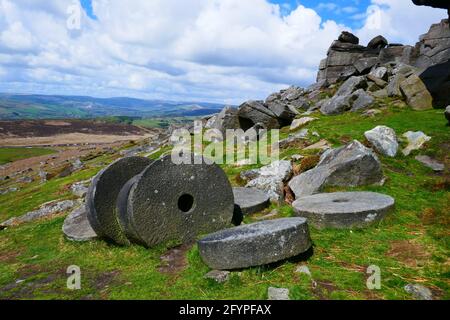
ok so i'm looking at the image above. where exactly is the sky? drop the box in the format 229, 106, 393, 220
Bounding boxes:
0, 1, 447, 104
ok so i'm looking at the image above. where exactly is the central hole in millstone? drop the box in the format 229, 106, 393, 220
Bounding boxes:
178, 194, 194, 213
333, 198, 350, 203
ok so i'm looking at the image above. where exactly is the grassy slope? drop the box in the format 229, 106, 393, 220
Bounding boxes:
0, 105, 448, 300
0, 148, 56, 165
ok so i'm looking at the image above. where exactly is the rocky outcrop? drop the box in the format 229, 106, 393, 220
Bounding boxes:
211, 106, 240, 133
237, 100, 280, 130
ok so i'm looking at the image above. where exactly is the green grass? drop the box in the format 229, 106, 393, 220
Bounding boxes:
0, 147, 56, 165
0, 105, 448, 300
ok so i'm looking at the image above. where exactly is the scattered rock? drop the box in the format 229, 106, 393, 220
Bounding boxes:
363, 109, 382, 117
351, 89, 375, 111
304, 140, 332, 151
415, 155, 445, 172
290, 117, 317, 131
369, 67, 389, 81
245, 161, 293, 202
233, 187, 270, 215
289, 140, 384, 198
71, 181, 89, 198
17, 176, 33, 184
402, 131, 431, 156
1, 200, 77, 228
0, 187, 19, 196
292, 192, 395, 229
364, 126, 399, 157
291, 154, 305, 161
237, 101, 280, 131
446, 106, 450, 125
295, 265, 312, 277
39, 170, 49, 183
400, 74, 433, 111
198, 218, 311, 270
204, 270, 230, 284
404, 283, 433, 300
279, 129, 309, 148
62, 206, 98, 242
367, 35, 388, 50
268, 287, 290, 300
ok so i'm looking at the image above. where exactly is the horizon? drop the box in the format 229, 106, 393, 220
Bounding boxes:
0, 1, 447, 105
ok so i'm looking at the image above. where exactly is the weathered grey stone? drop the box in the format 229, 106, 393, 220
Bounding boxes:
290, 117, 317, 131
71, 181, 89, 198
379, 45, 415, 65
266, 101, 297, 122
204, 270, 230, 283
415, 155, 445, 172
122, 155, 234, 248
295, 265, 312, 277
372, 89, 389, 99
268, 287, 290, 300
233, 187, 270, 215
367, 35, 388, 50
279, 129, 309, 148
198, 218, 312, 270
414, 19, 450, 68
245, 160, 293, 202
237, 101, 280, 130
351, 89, 375, 111
400, 74, 433, 110
292, 192, 395, 229
418, 60, 450, 108
1, 200, 77, 228
404, 283, 433, 300
367, 74, 387, 88
63, 206, 98, 242
289, 140, 384, 198
402, 131, 431, 156
354, 57, 379, 73
86, 157, 153, 245
212, 106, 240, 133
320, 94, 353, 115
336, 76, 368, 96
369, 67, 389, 80
338, 31, 359, 44
364, 126, 399, 157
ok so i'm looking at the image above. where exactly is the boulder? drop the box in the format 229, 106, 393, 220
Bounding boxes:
415, 155, 445, 172
351, 89, 376, 111
212, 106, 240, 133
233, 187, 270, 215
198, 218, 312, 270
279, 129, 309, 148
400, 74, 433, 110
245, 160, 293, 202
266, 101, 297, 122
367, 35, 389, 50
418, 60, 450, 107
336, 76, 368, 96
63, 206, 98, 242
414, 19, 450, 68
289, 140, 384, 199
369, 67, 389, 80
402, 131, 431, 156
338, 31, 359, 44
379, 45, 415, 65
353, 57, 379, 73
237, 101, 280, 130
292, 192, 395, 229
364, 126, 399, 157
290, 117, 317, 131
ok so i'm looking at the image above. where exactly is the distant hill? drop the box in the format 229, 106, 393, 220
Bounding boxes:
0, 93, 227, 120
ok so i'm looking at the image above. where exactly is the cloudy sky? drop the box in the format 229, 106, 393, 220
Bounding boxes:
0, 0, 446, 104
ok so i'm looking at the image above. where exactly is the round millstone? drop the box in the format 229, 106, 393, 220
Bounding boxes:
233, 187, 270, 215
63, 206, 98, 242
86, 157, 153, 245
123, 155, 234, 248
198, 218, 312, 270
292, 192, 395, 229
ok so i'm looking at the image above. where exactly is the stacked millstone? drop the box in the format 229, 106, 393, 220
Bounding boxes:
66, 155, 236, 248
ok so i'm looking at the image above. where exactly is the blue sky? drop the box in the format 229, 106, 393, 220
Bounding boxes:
0, 0, 446, 103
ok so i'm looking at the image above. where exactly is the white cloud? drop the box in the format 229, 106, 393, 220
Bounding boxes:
0, 0, 447, 104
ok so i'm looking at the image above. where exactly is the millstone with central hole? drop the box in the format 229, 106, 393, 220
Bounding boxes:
292, 192, 395, 229
86, 157, 153, 245
198, 218, 311, 270
122, 155, 234, 247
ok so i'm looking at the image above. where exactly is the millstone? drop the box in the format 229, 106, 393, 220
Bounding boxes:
292, 192, 395, 229
233, 187, 270, 215
123, 155, 234, 248
63, 206, 97, 242
198, 218, 312, 270
86, 157, 153, 245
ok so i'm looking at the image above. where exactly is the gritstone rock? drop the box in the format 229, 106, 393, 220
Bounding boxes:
63, 206, 98, 242
292, 192, 395, 229
198, 218, 311, 270
233, 187, 270, 215
364, 126, 399, 157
